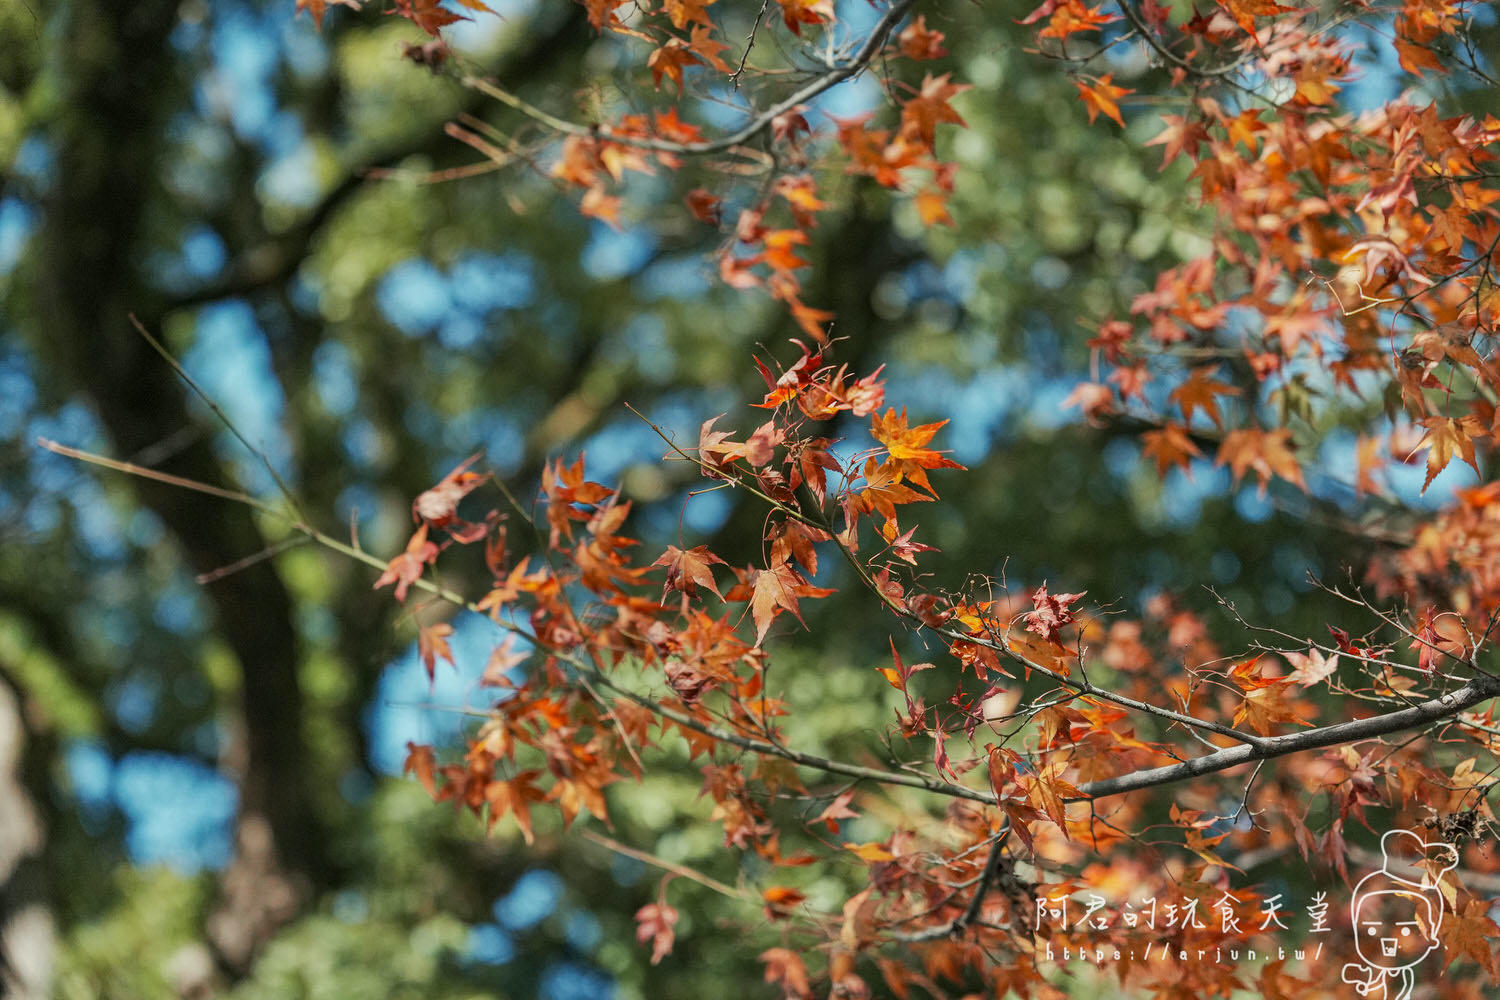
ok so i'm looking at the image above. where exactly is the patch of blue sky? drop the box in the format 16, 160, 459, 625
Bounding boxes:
0, 346, 37, 438
637, 254, 712, 302
1233, 484, 1276, 523
464, 924, 517, 966
365, 611, 518, 775
438, 314, 487, 352
185, 300, 294, 492
127, 507, 166, 549
451, 251, 536, 313
942, 249, 982, 304
153, 576, 206, 635
565, 910, 603, 953
1158, 463, 1232, 528
494, 868, 564, 931
446, 12, 508, 53
66, 741, 114, 813
180, 224, 228, 279
30, 402, 106, 490
67, 479, 128, 562
576, 418, 676, 485
276, 3, 331, 77
110, 674, 161, 735
112, 751, 237, 871
313, 340, 358, 416
485, 417, 527, 476
612, 313, 674, 382
210, 9, 280, 144
0, 197, 37, 276
169, 9, 207, 52
259, 141, 322, 208
1343, 20, 1409, 114
22, 497, 58, 537
540, 961, 614, 1000
342, 417, 383, 468
11, 136, 54, 187
683, 485, 734, 535
581, 223, 658, 281
610, 852, 646, 886
379, 258, 453, 335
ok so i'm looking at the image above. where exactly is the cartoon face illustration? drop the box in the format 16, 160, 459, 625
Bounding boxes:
1353, 889, 1441, 970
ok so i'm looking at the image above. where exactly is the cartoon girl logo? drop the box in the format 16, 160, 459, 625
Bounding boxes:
1341, 829, 1458, 1000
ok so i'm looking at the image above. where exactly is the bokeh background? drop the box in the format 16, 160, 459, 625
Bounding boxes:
2, 0, 1493, 997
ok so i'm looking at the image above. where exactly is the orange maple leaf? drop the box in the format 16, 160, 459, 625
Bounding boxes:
373, 524, 439, 602
1413, 414, 1485, 493
648, 40, 702, 91
1140, 423, 1202, 478
1169, 368, 1241, 429
900, 74, 970, 148
1075, 74, 1131, 127
654, 544, 727, 600
1216, 427, 1305, 494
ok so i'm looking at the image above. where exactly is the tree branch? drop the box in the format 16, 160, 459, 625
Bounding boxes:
462, 0, 916, 155
1070, 675, 1500, 801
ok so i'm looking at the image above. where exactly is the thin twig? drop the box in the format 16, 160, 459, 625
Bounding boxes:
128, 314, 310, 524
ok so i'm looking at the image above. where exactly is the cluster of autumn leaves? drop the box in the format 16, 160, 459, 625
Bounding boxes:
308, 0, 1500, 992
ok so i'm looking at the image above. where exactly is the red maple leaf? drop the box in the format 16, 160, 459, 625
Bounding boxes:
1024, 583, 1086, 641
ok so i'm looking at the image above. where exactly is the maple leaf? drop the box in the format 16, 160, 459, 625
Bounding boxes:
760, 947, 812, 998
1443, 898, 1499, 973
749, 562, 832, 645
1075, 74, 1131, 127
635, 900, 680, 965
898, 16, 947, 59
1170, 368, 1240, 428
580, 186, 623, 229
1413, 414, 1485, 493
773, 0, 831, 34
480, 635, 528, 687
412, 452, 487, 540
404, 742, 438, 798
1024, 583, 1086, 642
1409, 607, 1470, 673
393, 0, 466, 35
1140, 422, 1202, 477
484, 770, 545, 844
296, 0, 361, 28
912, 188, 954, 227
1232, 680, 1306, 735
1285, 647, 1338, 687
654, 544, 727, 600
662, 0, 714, 28
1061, 381, 1113, 424
1144, 114, 1209, 170
687, 24, 734, 73
1025, 760, 1079, 835
373, 524, 439, 602
770, 519, 829, 575
694, 415, 746, 476
813, 789, 859, 831
1216, 427, 1305, 494
685, 188, 721, 225
870, 407, 964, 492
857, 457, 931, 527
881, 520, 937, 566
900, 74, 970, 148
845, 840, 895, 862
648, 40, 702, 91
418, 622, 455, 683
